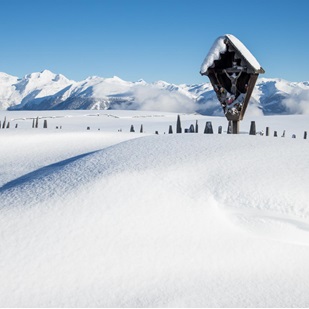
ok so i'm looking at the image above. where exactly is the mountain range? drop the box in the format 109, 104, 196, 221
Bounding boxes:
1, 69, 308, 115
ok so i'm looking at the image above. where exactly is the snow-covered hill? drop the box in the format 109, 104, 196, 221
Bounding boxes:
0, 110, 308, 307
1, 70, 309, 115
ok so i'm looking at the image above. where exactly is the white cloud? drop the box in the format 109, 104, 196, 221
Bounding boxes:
282, 88, 309, 114
132, 85, 198, 113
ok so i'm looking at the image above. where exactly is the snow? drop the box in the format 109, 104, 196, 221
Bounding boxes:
200, 34, 263, 74
0, 73, 19, 110
1, 70, 309, 116
200, 36, 227, 74
226, 34, 263, 71
0, 110, 309, 307
1, 69, 74, 109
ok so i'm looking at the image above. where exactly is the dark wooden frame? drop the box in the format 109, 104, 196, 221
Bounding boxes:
201, 36, 264, 131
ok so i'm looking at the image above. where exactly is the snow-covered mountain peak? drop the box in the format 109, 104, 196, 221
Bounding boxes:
0, 71, 18, 79
0, 72, 18, 83
154, 80, 170, 87
109, 75, 125, 82
0, 70, 73, 109
103, 76, 133, 86
0, 70, 308, 115
135, 79, 147, 84
24, 69, 72, 84
24, 69, 53, 80
85, 75, 104, 81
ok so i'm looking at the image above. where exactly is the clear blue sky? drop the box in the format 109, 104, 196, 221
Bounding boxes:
0, 0, 308, 84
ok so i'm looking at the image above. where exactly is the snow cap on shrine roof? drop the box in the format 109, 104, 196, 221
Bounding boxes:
200, 34, 264, 75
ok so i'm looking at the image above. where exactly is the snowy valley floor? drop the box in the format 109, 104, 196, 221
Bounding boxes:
0, 110, 309, 307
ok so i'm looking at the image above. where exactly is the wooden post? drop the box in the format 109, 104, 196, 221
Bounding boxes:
6, 122, 10, 129
189, 124, 195, 133
304, 131, 307, 139
266, 127, 269, 136
232, 120, 239, 134
35, 117, 39, 128
274, 131, 277, 137
43, 120, 48, 129
218, 126, 222, 134
130, 125, 135, 132
195, 120, 198, 133
140, 124, 143, 133
227, 121, 232, 134
249, 121, 256, 135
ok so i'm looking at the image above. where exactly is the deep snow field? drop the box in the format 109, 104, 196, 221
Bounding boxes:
0, 110, 309, 307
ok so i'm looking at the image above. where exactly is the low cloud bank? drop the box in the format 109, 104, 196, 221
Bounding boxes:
133, 85, 198, 113
282, 88, 309, 114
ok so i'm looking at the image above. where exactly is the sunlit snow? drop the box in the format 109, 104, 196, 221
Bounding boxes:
0, 110, 308, 307
200, 34, 263, 74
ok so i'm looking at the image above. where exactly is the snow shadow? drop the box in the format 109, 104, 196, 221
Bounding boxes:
225, 208, 309, 246
0, 150, 99, 193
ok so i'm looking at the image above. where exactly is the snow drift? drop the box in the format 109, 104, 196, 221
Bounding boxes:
1, 113, 309, 307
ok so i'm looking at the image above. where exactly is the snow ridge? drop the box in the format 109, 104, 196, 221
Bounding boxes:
1, 131, 309, 307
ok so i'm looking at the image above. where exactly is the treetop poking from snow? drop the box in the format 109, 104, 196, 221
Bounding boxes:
200, 34, 264, 74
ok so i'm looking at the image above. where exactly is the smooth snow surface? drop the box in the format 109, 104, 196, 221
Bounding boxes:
0, 110, 309, 307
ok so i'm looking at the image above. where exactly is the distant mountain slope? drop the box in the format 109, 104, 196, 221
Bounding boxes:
1, 70, 308, 115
